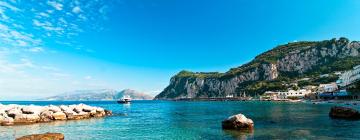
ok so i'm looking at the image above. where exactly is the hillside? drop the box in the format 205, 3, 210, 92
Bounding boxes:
41, 89, 153, 101
155, 37, 360, 99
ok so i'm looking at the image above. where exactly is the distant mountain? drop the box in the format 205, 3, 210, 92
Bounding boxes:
41, 89, 153, 101
156, 37, 360, 99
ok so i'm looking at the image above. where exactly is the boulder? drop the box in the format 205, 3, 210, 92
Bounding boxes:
96, 107, 104, 112
92, 111, 106, 117
48, 105, 62, 113
73, 107, 83, 113
105, 110, 113, 116
0, 109, 7, 117
59, 105, 70, 111
16, 133, 64, 140
69, 112, 90, 120
7, 108, 23, 118
3, 104, 22, 111
222, 114, 254, 131
21, 105, 44, 115
81, 104, 93, 112
63, 109, 77, 119
1, 117, 14, 126
39, 111, 54, 122
329, 106, 360, 120
53, 112, 67, 120
14, 114, 40, 124
0, 115, 5, 122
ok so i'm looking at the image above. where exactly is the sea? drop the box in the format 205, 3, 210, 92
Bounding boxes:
1, 100, 360, 140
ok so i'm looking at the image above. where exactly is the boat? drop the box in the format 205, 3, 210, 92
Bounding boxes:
117, 95, 132, 104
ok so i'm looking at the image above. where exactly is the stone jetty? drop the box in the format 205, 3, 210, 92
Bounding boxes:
0, 104, 112, 126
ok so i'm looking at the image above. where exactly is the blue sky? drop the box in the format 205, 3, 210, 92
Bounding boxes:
0, 0, 360, 100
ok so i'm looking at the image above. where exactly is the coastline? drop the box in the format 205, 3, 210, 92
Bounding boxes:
162, 97, 360, 105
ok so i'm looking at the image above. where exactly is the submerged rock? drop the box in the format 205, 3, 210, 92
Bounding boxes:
222, 114, 254, 131
16, 133, 64, 140
329, 106, 360, 120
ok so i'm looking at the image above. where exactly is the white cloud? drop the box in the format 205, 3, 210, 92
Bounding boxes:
47, 1, 63, 11
51, 72, 70, 78
84, 75, 92, 80
0, 0, 119, 100
41, 66, 58, 71
0, 23, 42, 48
39, 12, 50, 17
0, 1, 20, 11
72, 6, 81, 14
28, 47, 44, 53
17, 40, 27, 46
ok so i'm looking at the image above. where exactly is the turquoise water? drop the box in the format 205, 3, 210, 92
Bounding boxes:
1, 101, 360, 140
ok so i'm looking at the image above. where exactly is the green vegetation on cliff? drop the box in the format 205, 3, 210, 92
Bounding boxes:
156, 37, 360, 99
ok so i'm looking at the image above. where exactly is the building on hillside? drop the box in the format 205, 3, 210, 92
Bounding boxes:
286, 89, 312, 99
261, 91, 287, 100
226, 94, 234, 98
318, 83, 338, 93
318, 82, 339, 100
318, 90, 359, 100
337, 65, 360, 87
262, 89, 312, 100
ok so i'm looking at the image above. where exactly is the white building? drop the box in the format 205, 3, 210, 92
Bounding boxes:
337, 65, 360, 87
318, 83, 338, 93
262, 89, 312, 100
285, 89, 312, 99
262, 91, 287, 100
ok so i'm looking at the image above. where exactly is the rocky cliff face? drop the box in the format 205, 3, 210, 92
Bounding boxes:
155, 38, 360, 99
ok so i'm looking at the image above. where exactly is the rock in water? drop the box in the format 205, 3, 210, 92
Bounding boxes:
48, 105, 62, 113
39, 111, 54, 122
7, 108, 22, 118
105, 110, 113, 116
53, 112, 67, 120
14, 114, 40, 124
16, 133, 64, 140
1, 117, 14, 126
222, 114, 254, 131
329, 106, 360, 120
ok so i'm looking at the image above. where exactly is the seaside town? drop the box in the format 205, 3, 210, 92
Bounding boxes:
259, 65, 360, 102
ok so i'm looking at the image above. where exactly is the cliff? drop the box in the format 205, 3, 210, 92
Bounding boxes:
155, 38, 360, 99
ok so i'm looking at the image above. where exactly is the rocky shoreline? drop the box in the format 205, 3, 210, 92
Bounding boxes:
0, 104, 112, 126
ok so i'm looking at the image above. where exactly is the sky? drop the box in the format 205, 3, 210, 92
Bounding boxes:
0, 0, 360, 100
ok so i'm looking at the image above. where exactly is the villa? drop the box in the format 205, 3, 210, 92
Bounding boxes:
262, 89, 312, 100
286, 89, 312, 99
